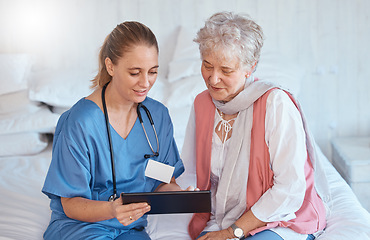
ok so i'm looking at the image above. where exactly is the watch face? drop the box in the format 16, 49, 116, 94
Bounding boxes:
234, 228, 244, 238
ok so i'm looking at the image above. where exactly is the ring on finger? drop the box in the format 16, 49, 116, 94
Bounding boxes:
129, 216, 133, 220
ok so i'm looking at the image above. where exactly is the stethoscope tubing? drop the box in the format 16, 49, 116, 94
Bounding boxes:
101, 83, 117, 201
101, 82, 159, 201
137, 103, 160, 158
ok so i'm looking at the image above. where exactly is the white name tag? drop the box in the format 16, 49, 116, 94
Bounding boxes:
145, 159, 174, 184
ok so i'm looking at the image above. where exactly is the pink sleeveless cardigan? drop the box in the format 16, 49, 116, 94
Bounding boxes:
188, 89, 326, 239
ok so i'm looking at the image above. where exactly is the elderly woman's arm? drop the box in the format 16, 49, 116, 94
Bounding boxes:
198, 210, 266, 239
250, 90, 307, 225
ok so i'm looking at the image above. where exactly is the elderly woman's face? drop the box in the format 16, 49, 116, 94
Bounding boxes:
201, 52, 249, 102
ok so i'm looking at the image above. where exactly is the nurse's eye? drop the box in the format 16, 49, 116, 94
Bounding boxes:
149, 71, 158, 75
130, 72, 140, 76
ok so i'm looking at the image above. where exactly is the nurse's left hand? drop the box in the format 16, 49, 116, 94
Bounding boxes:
111, 196, 151, 226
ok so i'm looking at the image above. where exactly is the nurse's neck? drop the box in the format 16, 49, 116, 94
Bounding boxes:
105, 85, 137, 117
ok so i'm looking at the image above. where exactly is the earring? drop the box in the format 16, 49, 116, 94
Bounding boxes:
245, 73, 250, 78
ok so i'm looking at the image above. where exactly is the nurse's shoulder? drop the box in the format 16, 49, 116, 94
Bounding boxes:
55, 98, 102, 134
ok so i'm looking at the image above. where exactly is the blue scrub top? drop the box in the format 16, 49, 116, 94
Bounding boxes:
42, 97, 184, 231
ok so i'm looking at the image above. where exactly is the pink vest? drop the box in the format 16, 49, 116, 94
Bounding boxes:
188, 89, 326, 239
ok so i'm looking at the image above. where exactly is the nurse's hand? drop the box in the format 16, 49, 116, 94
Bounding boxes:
111, 196, 151, 226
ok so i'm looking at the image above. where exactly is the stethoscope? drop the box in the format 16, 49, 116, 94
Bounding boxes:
101, 82, 159, 202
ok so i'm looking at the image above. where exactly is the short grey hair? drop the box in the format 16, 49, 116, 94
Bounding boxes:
194, 11, 264, 70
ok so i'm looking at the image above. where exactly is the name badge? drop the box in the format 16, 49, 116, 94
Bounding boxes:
145, 159, 174, 184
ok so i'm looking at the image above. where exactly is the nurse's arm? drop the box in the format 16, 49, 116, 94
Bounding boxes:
61, 196, 150, 226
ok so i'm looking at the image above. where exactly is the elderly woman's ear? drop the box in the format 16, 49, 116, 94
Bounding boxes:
245, 61, 258, 79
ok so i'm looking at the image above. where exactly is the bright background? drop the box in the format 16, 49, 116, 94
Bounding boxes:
1, 0, 369, 158
1, 1, 370, 238
0, 0, 369, 179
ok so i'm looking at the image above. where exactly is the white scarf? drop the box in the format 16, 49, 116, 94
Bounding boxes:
211, 76, 331, 229
211, 76, 277, 228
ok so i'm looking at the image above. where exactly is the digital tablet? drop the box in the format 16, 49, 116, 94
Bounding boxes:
121, 190, 211, 214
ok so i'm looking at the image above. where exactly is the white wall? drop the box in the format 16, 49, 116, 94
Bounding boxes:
1, 0, 369, 161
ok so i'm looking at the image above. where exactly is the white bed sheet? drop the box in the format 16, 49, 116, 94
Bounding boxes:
146, 148, 370, 240
1, 145, 370, 240
0, 145, 52, 240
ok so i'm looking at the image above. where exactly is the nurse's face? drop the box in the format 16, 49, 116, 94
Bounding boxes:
106, 45, 159, 104
201, 52, 249, 102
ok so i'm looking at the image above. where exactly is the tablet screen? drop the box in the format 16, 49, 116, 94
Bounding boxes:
121, 190, 211, 214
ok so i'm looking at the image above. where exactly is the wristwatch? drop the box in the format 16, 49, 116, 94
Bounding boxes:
230, 223, 245, 239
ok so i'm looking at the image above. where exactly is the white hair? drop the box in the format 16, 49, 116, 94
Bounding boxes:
194, 11, 264, 70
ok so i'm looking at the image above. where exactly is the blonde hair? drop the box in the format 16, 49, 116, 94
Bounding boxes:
91, 21, 158, 88
194, 11, 264, 70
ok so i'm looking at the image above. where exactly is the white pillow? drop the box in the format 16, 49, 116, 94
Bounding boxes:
254, 50, 305, 96
168, 106, 193, 153
29, 69, 95, 108
51, 106, 69, 115
0, 90, 39, 114
0, 54, 32, 95
165, 75, 206, 109
147, 77, 167, 103
46, 76, 167, 112
0, 105, 60, 135
165, 75, 206, 151
167, 27, 201, 82
0, 132, 48, 157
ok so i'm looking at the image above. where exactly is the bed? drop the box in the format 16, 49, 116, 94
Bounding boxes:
1, 26, 370, 240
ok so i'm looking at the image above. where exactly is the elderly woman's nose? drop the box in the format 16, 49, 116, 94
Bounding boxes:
209, 71, 220, 84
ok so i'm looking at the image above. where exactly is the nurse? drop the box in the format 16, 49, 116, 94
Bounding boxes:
42, 21, 186, 240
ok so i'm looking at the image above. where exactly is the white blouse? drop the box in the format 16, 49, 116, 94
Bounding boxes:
181, 90, 319, 240
204, 110, 237, 232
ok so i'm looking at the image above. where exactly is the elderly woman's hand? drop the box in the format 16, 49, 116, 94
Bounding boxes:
184, 186, 200, 191
198, 229, 235, 240
155, 177, 200, 192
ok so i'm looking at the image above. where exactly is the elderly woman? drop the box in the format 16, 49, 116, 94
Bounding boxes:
181, 12, 330, 240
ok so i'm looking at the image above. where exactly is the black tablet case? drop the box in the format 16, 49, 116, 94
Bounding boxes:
121, 190, 211, 214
